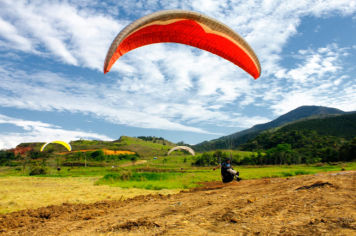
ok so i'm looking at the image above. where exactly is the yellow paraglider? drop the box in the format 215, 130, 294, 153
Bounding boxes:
40, 141, 71, 152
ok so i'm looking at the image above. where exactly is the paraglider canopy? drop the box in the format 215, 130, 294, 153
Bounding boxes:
104, 9, 261, 79
168, 146, 195, 156
40, 141, 71, 152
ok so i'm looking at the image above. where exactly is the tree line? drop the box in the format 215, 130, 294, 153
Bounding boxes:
137, 136, 165, 142
239, 130, 356, 165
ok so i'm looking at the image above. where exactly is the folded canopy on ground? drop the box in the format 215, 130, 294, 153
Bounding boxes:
104, 9, 261, 79
168, 146, 195, 156
40, 141, 72, 152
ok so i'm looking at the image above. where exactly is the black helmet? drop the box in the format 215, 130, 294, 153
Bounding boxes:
225, 158, 231, 162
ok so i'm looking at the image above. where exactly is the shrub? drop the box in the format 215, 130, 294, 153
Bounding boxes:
280, 171, 295, 177
29, 168, 47, 176
102, 172, 133, 182
294, 170, 316, 175
314, 163, 325, 167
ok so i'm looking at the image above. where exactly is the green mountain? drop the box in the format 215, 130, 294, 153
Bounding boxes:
238, 112, 356, 164
193, 105, 352, 152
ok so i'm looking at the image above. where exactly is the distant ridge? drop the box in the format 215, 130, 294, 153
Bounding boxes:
193, 105, 351, 152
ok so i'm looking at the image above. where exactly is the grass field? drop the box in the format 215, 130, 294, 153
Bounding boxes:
95, 162, 356, 189
1, 161, 356, 214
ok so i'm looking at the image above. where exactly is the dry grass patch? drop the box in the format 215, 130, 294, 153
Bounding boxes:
0, 176, 179, 214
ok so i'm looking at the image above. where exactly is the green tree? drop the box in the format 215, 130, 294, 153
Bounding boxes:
257, 151, 263, 165
275, 144, 292, 165
91, 149, 105, 164
130, 156, 138, 165
7, 152, 15, 167
202, 152, 212, 167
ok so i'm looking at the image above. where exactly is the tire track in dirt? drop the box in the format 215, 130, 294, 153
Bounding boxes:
1, 171, 356, 235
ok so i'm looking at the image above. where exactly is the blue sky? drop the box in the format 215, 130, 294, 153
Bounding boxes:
0, 0, 355, 149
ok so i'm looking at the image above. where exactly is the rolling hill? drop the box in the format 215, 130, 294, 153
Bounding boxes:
12, 136, 177, 157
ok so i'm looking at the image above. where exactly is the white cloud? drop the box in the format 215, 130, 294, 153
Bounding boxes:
0, 114, 113, 149
334, 75, 349, 86
0, 61, 270, 133
0, 0, 125, 68
266, 44, 356, 115
0, 17, 34, 52
284, 44, 343, 84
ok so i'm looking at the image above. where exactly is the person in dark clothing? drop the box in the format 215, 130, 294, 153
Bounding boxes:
213, 158, 241, 182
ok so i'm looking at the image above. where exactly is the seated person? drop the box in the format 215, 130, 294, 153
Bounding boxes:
213, 158, 241, 182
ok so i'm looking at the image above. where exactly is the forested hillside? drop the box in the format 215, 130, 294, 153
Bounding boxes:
193, 105, 348, 152
277, 113, 356, 140
192, 131, 261, 152
239, 130, 356, 165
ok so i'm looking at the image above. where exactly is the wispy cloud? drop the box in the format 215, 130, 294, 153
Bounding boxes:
0, 64, 267, 133
0, 0, 126, 68
0, 114, 113, 149
267, 44, 356, 115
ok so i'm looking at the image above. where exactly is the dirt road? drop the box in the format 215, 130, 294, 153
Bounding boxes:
119, 160, 147, 167
1, 171, 356, 235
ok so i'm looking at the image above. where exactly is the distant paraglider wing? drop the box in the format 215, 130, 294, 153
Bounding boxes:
104, 10, 261, 79
168, 146, 195, 156
40, 141, 72, 152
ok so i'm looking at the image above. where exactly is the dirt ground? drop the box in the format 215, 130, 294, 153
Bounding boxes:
119, 160, 147, 167
1, 171, 356, 236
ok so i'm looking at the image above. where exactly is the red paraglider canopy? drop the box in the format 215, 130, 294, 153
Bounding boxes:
104, 10, 261, 79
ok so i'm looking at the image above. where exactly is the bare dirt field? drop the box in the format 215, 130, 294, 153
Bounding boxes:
1, 171, 356, 236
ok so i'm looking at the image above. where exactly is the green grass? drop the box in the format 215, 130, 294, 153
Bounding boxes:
95, 172, 200, 190
0, 166, 118, 177
2, 162, 356, 190
95, 162, 356, 190
110, 136, 176, 157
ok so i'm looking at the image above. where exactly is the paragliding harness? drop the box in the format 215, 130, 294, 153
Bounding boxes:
221, 163, 235, 183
